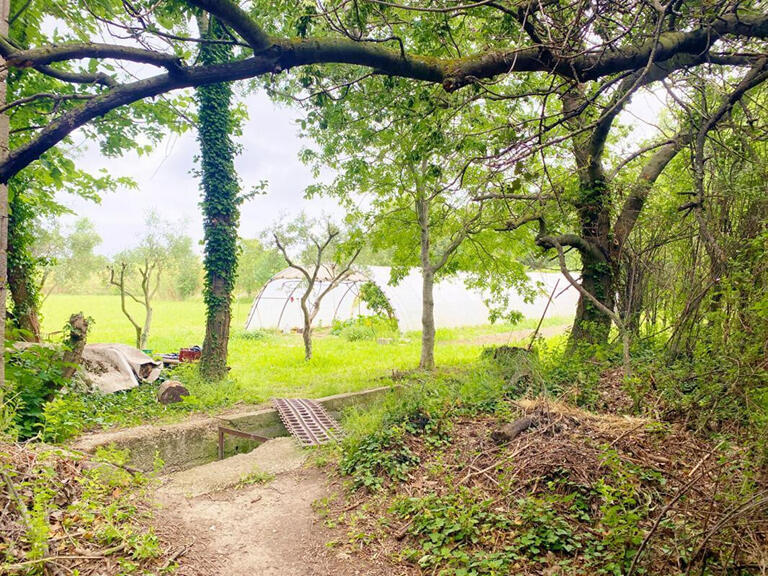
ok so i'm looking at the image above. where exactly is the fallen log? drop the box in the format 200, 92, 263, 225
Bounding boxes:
491, 414, 537, 445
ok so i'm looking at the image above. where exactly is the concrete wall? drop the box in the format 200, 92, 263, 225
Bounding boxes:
71, 386, 398, 472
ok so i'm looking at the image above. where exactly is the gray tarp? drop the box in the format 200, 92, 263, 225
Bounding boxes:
80, 344, 162, 393
15, 342, 163, 394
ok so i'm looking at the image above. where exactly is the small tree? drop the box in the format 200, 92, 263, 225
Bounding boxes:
107, 214, 182, 349
108, 260, 159, 350
272, 215, 362, 361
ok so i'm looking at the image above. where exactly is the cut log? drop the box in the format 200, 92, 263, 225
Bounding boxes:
157, 380, 190, 404
491, 415, 537, 445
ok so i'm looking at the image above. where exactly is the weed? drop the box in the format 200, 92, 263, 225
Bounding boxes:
340, 425, 419, 491
236, 470, 275, 488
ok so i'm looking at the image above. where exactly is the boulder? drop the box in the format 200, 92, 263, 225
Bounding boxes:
157, 380, 190, 405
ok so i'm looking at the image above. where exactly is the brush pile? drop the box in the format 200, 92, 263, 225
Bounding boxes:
0, 442, 182, 575
332, 399, 768, 575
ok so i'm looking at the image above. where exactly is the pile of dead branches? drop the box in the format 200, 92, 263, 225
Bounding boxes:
330, 399, 768, 575
0, 442, 183, 575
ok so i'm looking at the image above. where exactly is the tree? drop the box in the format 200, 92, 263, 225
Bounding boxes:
53, 218, 108, 294
0, 0, 765, 383
235, 238, 283, 296
7, 160, 129, 340
493, 60, 768, 352
297, 76, 528, 370
106, 213, 183, 349
166, 234, 202, 300
3, 0, 186, 353
196, 14, 243, 380
272, 214, 362, 361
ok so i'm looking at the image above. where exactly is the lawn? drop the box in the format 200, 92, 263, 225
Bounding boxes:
41, 294, 570, 416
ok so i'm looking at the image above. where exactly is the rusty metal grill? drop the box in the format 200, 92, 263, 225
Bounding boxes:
272, 398, 344, 446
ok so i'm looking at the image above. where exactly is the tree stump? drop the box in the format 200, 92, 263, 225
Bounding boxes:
157, 380, 190, 404
61, 313, 89, 380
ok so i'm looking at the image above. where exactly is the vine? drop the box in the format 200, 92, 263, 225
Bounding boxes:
196, 16, 241, 379
8, 182, 43, 341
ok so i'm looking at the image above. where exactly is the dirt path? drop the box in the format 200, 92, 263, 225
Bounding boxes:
153, 440, 402, 576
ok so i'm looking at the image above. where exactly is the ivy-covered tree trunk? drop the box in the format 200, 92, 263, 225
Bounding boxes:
8, 191, 42, 341
196, 17, 240, 380
570, 251, 615, 346
0, 0, 9, 386
562, 88, 617, 350
569, 177, 617, 348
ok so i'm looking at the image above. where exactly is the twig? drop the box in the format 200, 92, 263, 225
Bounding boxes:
2, 543, 127, 572
608, 421, 647, 447
161, 541, 194, 570
527, 279, 559, 351
627, 450, 724, 576
1, 470, 31, 531
394, 517, 415, 540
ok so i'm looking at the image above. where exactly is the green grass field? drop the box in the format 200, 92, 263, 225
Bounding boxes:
41, 294, 570, 411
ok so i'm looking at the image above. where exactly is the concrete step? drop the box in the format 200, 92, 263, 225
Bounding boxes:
159, 437, 307, 498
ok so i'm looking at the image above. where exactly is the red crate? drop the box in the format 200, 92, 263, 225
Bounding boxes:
179, 348, 202, 363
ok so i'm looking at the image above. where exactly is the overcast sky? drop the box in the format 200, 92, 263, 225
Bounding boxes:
57, 87, 665, 256
58, 90, 339, 255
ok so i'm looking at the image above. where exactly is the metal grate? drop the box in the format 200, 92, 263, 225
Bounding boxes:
272, 398, 344, 446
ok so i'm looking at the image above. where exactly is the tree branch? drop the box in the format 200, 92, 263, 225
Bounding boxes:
0, 8, 766, 182
0, 38, 185, 73
186, 0, 272, 51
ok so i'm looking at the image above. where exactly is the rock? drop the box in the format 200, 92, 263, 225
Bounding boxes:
157, 380, 190, 404
377, 338, 394, 345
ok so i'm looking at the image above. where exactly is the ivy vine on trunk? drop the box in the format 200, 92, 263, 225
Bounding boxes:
196, 15, 240, 380
8, 186, 42, 342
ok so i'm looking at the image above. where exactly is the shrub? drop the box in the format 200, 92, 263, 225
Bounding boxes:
331, 314, 398, 342
6, 345, 69, 440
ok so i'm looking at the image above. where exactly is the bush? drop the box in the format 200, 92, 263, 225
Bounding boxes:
331, 314, 398, 342
6, 345, 69, 440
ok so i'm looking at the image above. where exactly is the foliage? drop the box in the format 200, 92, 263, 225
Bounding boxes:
358, 281, 396, 321
340, 424, 420, 491
332, 362, 765, 576
237, 470, 275, 488
6, 345, 69, 440
0, 443, 168, 574
331, 315, 398, 342
235, 237, 284, 296
36, 217, 109, 296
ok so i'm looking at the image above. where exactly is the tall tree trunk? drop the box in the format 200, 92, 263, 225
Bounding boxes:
7, 192, 41, 342
197, 17, 239, 380
7, 261, 41, 341
568, 157, 615, 348
0, 0, 10, 386
416, 196, 436, 370
420, 265, 436, 370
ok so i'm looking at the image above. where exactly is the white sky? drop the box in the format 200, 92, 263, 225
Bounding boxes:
58, 90, 340, 255
56, 86, 666, 256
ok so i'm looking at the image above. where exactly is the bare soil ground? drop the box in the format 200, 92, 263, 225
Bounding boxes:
154, 440, 406, 576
